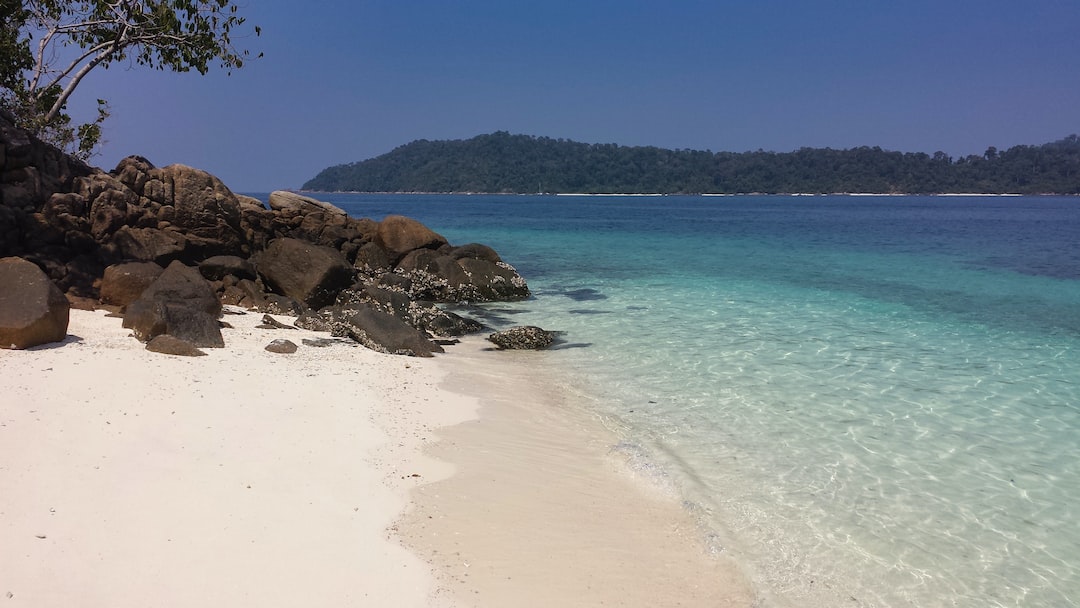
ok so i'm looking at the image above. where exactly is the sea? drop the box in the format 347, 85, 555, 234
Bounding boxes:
253, 193, 1080, 607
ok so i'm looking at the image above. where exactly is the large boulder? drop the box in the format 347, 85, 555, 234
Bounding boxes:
253, 237, 354, 309
198, 255, 256, 281
326, 304, 444, 357
99, 261, 164, 307
0, 257, 70, 349
375, 215, 448, 262
121, 261, 224, 347
137, 260, 221, 316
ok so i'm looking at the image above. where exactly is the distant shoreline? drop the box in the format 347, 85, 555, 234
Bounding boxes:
293, 189, 1070, 197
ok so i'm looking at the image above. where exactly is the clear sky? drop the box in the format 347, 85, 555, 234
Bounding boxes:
72, 0, 1080, 192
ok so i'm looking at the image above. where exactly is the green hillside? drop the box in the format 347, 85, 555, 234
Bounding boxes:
303, 131, 1080, 195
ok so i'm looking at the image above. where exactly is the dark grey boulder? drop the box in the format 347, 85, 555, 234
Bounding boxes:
123, 299, 224, 347
328, 303, 443, 357
294, 310, 331, 332
412, 304, 484, 337
199, 255, 256, 281
138, 260, 222, 317
354, 241, 393, 272
0, 256, 70, 349
253, 237, 354, 309
121, 262, 224, 346
488, 326, 555, 350
258, 294, 306, 316
454, 258, 530, 302
146, 334, 206, 357
99, 261, 164, 308
338, 284, 412, 319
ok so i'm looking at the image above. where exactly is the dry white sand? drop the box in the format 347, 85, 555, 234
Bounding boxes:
2, 309, 759, 607
0, 308, 470, 607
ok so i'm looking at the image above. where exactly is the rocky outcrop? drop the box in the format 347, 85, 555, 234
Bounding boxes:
488, 326, 556, 350
1, 109, 534, 356
0, 256, 70, 349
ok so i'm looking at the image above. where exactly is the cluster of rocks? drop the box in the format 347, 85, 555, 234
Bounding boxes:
1, 109, 552, 355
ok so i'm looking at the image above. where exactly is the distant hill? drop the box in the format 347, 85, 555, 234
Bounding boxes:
302, 131, 1080, 195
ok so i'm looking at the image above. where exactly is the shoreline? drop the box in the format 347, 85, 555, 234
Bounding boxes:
0, 309, 469, 607
406, 336, 760, 607
2, 310, 758, 607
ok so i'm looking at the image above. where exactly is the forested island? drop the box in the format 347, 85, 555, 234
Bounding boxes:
303, 132, 1080, 195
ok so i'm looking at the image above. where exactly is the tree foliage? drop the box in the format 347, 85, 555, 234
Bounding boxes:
303, 132, 1080, 195
0, 0, 259, 159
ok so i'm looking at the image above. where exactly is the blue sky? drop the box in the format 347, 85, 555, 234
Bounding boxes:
73, 0, 1080, 191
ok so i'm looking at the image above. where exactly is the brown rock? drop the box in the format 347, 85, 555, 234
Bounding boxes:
375, 215, 448, 262
146, 334, 207, 357
0, 257, 70, 349
265, 338, 298, 354
268, 191, 348, 216
100, 262, 164, 307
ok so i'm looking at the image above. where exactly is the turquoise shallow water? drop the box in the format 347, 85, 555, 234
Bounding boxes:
262, 193, 1080, 607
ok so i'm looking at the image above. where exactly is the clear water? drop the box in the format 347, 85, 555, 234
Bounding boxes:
259, 193, 1080, 607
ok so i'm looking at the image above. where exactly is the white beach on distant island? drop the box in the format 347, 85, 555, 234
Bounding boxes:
1, 309, 758, 607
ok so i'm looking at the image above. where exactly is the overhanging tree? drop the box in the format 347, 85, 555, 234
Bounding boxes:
0, 0, 260, 159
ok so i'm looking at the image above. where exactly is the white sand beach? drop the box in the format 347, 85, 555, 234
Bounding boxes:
1, 309, 757, 607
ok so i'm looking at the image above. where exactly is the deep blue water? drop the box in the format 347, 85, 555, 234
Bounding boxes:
253, 193, 1080, 607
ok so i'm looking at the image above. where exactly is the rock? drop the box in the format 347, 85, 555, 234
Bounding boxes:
450, 243, 502, 264
453, 258, 530, 301
488, 326, 555, 350
267, 191, 348, 216
258, 294, 305, 316
256, 314, 295, 330
265, 338, 298, 354
338, 284, 412, 319
375, 215, 448, 262
198, 255, 256, 281
252, 237, 354, 309
137, 261, 221, 317
328, 304, 444, 357
302, 337, 348, 348
410, 303, 484, 337
294, 311, 331, 332
99, 261, 164, 307
0, 257, 70, 349
396, 253, 529, 303
146, 334, 206, 357
122, 261, 224, 346
354, 241, 393, 272
109, 226, 189, 265
123, 299, 224, 347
